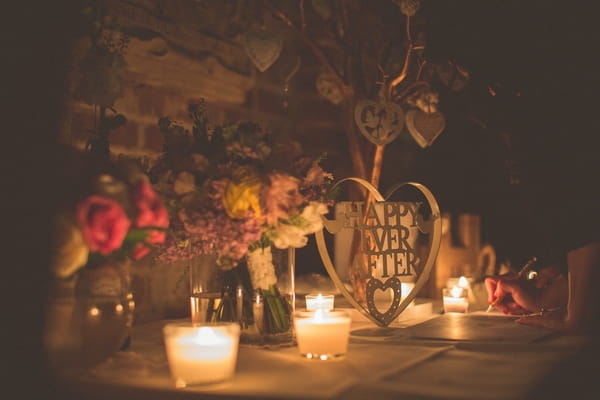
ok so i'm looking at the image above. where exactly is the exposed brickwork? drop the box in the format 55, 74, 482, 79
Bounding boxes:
59, 6, 347, 325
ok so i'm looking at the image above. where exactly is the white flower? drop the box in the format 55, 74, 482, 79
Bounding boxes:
272, 224, 308, 249
246, 247, 277, 290
299, 201, 328, 234
272, 201, 328, 249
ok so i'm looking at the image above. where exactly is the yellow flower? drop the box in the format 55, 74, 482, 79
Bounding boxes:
223, 167, 262, 219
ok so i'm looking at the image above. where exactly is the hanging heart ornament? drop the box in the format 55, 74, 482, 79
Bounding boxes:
316, 72, 344, 105
315, 178, 442, 327
242, 28, 283, 72
354, 100, 405, 145
406, 109, 446, 148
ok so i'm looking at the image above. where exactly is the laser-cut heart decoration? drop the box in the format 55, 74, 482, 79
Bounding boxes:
366, 277, 402, 326
406, 109, 446, 148
242, 28, 283, 72
354, 100, 405, 145
315, 178, 442, 327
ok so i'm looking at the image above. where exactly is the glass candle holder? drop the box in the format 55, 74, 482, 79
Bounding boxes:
305, 293, 335, 311
163, 322, 240, 387
443, 287, 469, 313
294, 309, 351, 360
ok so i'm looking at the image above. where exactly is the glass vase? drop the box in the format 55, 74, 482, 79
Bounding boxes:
242, 246, 296, 346
188, 247, 296, 346
44, 259, 134, 375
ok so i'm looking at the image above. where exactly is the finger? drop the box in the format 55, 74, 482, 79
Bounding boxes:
506, 302, 529, 315
496, 279, 537, 312
484, 277, 499, 302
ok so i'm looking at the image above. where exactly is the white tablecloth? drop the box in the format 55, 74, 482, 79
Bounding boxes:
61, 305, 592, 400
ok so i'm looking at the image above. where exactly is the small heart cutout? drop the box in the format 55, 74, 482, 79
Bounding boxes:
366, 277, 402, 326
243, 29, 283, 72
354, 100, 404, 145
406, 109, 446, 148
372, 287, 394, 314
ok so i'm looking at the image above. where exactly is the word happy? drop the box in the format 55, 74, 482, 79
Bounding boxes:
334, 201, 422, 279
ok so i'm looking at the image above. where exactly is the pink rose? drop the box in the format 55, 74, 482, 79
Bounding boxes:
76, 195, 131, 255
129, 180, 169, 258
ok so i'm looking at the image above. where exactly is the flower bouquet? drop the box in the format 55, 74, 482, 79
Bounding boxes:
47, 150, 169, 370
147, 101, 333, 343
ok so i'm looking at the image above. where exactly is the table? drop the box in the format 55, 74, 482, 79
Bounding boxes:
58, 301, 595, 400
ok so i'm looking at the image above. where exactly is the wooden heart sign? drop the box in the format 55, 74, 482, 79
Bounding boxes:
406, 109, 446, 148
242, 29, 283, 72
315, 178, 441, 327
354, 100, 405, 145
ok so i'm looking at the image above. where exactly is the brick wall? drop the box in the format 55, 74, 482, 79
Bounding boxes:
59, 3, 348, 324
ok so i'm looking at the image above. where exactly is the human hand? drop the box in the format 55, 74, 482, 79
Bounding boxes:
485, 272, 536, 314
485, 266, 567, 315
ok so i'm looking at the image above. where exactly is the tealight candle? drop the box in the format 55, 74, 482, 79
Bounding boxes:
446, 276, 471, 292
443, 286, 469, 313
163, 322, 240, 387
305, 293, 335, 311
294, 309, 351, 360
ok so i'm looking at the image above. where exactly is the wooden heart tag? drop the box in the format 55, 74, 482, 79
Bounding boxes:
406, 109, 446, 148
354, 100, 405, 145
242, 29, 283, 72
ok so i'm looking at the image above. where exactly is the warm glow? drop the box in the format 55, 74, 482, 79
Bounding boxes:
89, 306, 100, 317
294, 310, 351, 360
305, 293, 334, 311
194, 326, 229, 346
451, 286, 463, 298
115, 304, 124, 314
458, 276, 469, 288
163, 323, 240, 387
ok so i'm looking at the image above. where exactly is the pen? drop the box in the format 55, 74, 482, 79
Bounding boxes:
486, 256, 539, 312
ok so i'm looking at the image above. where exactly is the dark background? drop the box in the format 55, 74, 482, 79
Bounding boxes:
7, 1, 599, 398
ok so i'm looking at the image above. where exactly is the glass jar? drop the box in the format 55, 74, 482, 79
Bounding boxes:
44, 259, 134, 374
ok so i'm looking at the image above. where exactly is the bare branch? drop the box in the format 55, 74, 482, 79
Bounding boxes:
264, 0, 351, 96
387, 15, 414, 100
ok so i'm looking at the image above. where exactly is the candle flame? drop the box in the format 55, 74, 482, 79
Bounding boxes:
451, 286, 463, 298
458, 276, 469, 288
195, 326, 227, 345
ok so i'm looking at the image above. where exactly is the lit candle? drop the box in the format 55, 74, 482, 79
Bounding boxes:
294, 309, 351, 360
447, 276, 471, 291
163, 322, 240, 387
443, 286, 469, 313
305, 293, 335, 311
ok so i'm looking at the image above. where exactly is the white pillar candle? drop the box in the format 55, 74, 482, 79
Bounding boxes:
294, 310, 351, 360
305, 293, 335, 311
163, 322, 240, 387
443, 286, 469, 313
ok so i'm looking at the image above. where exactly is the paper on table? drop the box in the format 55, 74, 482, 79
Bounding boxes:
402, 312, 556, 342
